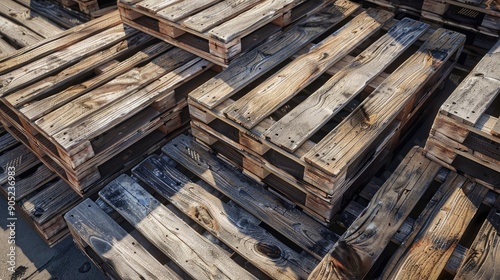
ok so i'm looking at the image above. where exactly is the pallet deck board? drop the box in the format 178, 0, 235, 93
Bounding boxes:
308, 147, 442, 279
99, 175, 257, 280
0, 14, 45, 47
133, 156, 318, 280
189, 0, 360, 109
223, 9, 394, 130
264, 18, 429, 152
65, 199, 182, 280
162, 134, 339, 259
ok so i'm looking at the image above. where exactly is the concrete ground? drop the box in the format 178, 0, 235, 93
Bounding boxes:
0, 195, 107, 280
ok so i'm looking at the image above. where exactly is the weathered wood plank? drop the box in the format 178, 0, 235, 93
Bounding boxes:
0, 14, 44, 47
209, 0, 307, 43
156, 0, 220, 22
383, 175, 488, 279
0, 144, 39, 184
189, 0, 360, 109
455, 198, 500, 279
13, 164, 56, 201
440, 39, 500, 126
14, 0, 87, 29
135, 0, 183, 13
162, 134, 339, 259
304, 28, 465, 177
223, 9, 394, 129
0, 36, 16, 58
308, 147, 442, 279
492, 117, 500, 137
0, 0, 63, 38
133, 155, 318, 280
0, 24, 137, 97
99, 175, 257, 280
182, 0, 260, 33
264, 18, 429, 152
64, 199, 181, 280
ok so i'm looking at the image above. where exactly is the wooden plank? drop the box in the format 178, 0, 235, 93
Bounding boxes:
209, 0, 307, 43
304, 28, 465, 177
100, 175, 257, 280
51, 58, 211, 155
8, 33, 155, 112
0, 24, 137, 97
13, 164, 56, 201
35, 46, 191, 136
440, 39, 500, 126
455, 198, 500, 279
156, 0, 220, 22
0, 0, 63, 38
133, 155, 319, 280
0, 11, 120, 69
20, 179, 78, 224
223, 9, 394, 129
64, 199, 181, 280
189, 0, 360, 109
382, 175, 488, 279
308, 148, 442, 279
0, 144, 39, 184
162, 134, 339, 259
0, 14, 44, 47
0, 132, 18, 152
14, 0, 87, 29
264, 18, 429, 152
492, 117, 500, 137
182, 0, 260, 33
135, 0, 183, 13
0, 36, 16, 58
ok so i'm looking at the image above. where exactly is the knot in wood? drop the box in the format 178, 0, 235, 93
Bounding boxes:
255, 242, 282, 260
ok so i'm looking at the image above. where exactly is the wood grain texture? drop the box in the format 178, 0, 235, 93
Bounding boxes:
133, 155, 318, 280
0, 24, 136, 97
156, 0, 219, 22
189, 0, 360, 109
304, 28, 465, 177
64, 199, 181, 280
308, 148, 441, 279
162, 134, 339, 259
440, 39, 500, 126
223, 9, 394, 129
9, 33, 155, 113
51, 58, 210, 152
14, 0, 87, 29
264, 18, 429, 152
455, 198, 500, 279
383, 175, 488, 280
182, 0, 260, 33
0, 36, 16, 58
35, 46, 190, 136
13, 164, 56, 201
0, 144, 39, 184
99, 175, 257, 280
135, 0, 182, 13
0, 14, 44, 47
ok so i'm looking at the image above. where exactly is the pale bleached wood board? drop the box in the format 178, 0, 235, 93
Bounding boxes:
208, 0, 307, 43
156, 0, 220, 22
0, 11, 120, 69
0, 14, 44, 47
0, 36, 16, 58
189, 0, 360, 109
382, 174, 488, 279
0, 0, 63, 38
133, 155, 318, 279
440, 39, 500, 127
304, 28, 465, 177
35, 46, 190, 136
223, 9, 394, 129
0, 24, 137, 97
182, 0, 261, 33
7, 33, 155, 112
264, 18, 429, 152
51, 58, 211, 154
308, 147, 441, 279
135, 0, 183, 13
455, 198, 500, 280
64, 199, 181, 280
99, 175, 257, 280
162, 134, 340, 259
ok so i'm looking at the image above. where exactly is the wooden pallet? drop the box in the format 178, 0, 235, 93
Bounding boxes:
310, 146, 499, 280
188, 7, 465, 220
362, 0, 425, 14
65, 133, 500, 279
0, 11, 217, 194
117, 0, 340, 66
422, 0, 500, 36
425, 39, 500, 192
56, 0, 117, 18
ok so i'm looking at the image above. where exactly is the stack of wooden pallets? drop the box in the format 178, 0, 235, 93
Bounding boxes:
421, 0, 500, 36
187, 5, 465, 222
425, 39, 500, 193
65, 133, 500, 279
117, 0, 339, 66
